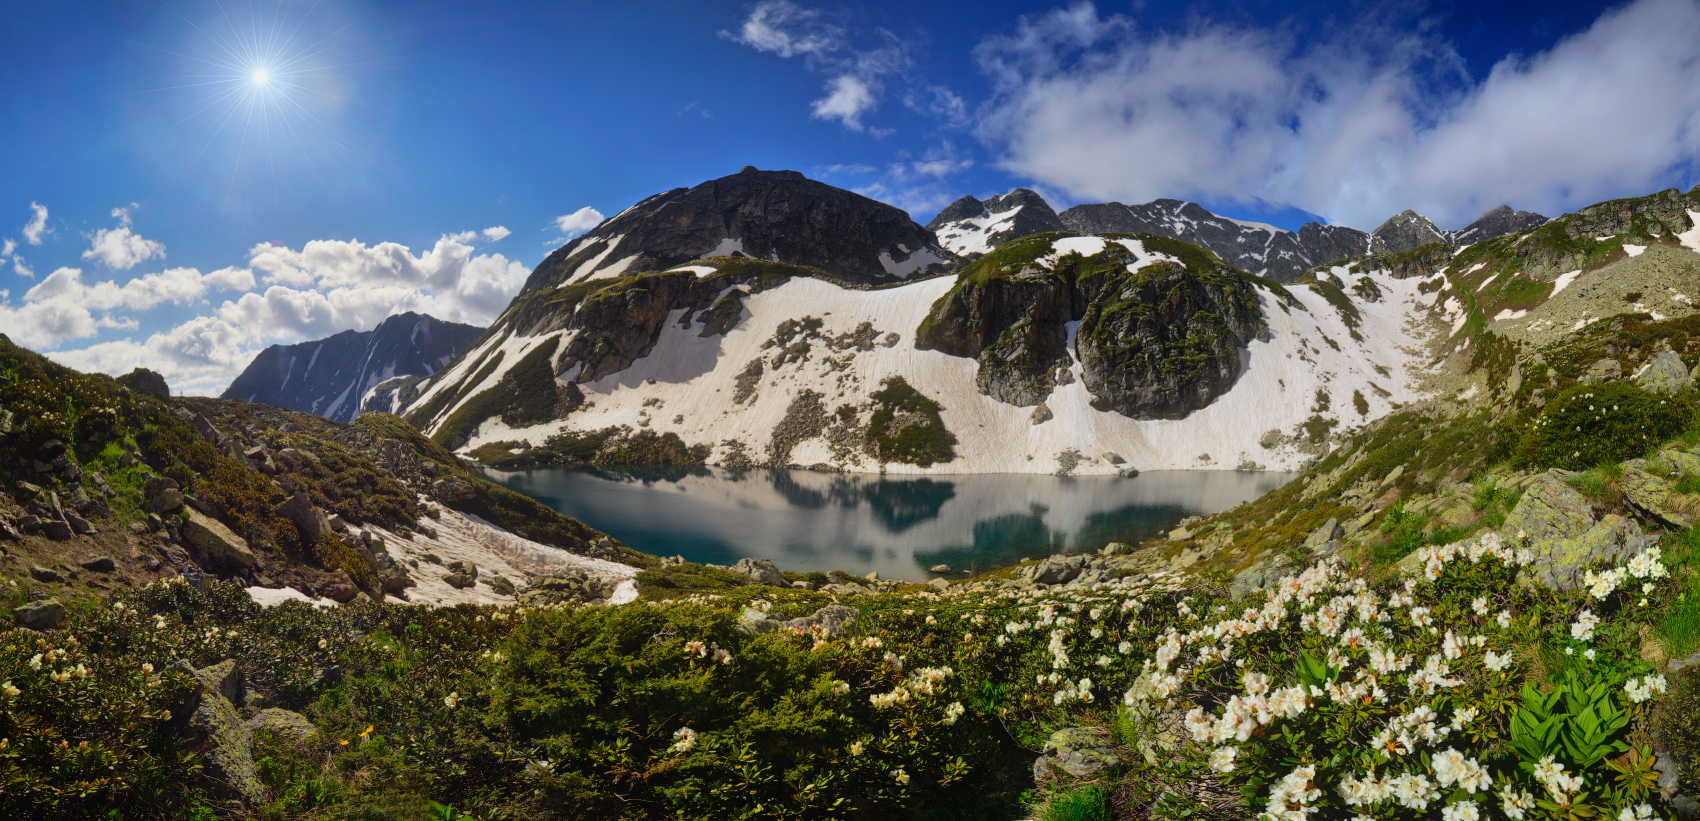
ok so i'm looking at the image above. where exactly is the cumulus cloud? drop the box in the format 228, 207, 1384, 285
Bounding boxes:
481, 225, 512, 241
22, 202, 48, 245
813, 75, 878, 130
725, 1, 958, 136
46, 317, 258, 397
13, 258, 32, 279
2, 238, 14, 257
824, 143, 976, 219
82, 205, 166, 270
976, 0, 1700, 229
551, 207, 605, 238
721, 0, 842, 58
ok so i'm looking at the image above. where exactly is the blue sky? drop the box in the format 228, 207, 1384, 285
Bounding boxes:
3, 0, 1698, 394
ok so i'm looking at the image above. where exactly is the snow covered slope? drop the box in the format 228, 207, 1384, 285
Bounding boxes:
223, 312, 482, 423
400, 234, 1440, 475
927, 189, 1066, 259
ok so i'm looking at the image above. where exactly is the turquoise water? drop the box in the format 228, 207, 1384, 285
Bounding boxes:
483, 466, 1295, 579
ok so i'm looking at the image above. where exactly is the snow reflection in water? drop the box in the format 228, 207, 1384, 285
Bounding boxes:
482, 467, 1295, 579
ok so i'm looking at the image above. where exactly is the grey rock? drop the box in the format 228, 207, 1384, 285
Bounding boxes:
1035, 727, 1122, 782
928, 577, 950, 591
29, 565, 63, 583
272, 493, 322, 543
80, 556, 116, 573
1580, 358, 1622, 384
246, 707, 317, 741
485, 575, 516, 596
66, 512, 95, 536
928, 564, 953, 573
14, 598, 67, 629
754, 603, 862, 637
1522, 514, 1652, 590
147, 487, 184, 515
1620, 465, 1691, 528
1021, 554, 1088, 586
733, 557, 788, 586
431, 477, 479, 504
1502, 471, 1595, 544
1637, 351, 1692, 395
1030, 403, 1054, 425
518, 572, 614, 606
443, 571, 476, 590
176, 659, 265, 805
40, 519, 72, 541
182, 508, 257, 571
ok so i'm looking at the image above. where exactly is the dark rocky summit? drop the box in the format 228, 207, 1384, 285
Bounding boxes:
1451, 204, 1549, 245
927, 189, 1067, 259
917, 233, 1266, 419
223, 312, 481, 423
1368, 210, 1447, 254
522, 166, 953, 291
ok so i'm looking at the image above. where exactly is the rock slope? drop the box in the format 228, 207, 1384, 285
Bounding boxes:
926, 189, 1067, 259
222, 312, 481, 423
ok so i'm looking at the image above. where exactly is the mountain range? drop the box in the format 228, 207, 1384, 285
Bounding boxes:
928, 191, 1548, 281
222, 311, 482, 423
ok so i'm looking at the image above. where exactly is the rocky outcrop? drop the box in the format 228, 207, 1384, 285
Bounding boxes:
223, 312, 481, 423
739, 603, 861, 636
918, 233, 1264, 418
246, 708, 318, 741
523, 167, 952, 291
1501, 472, 1656, 589
518, 571, 616, 606
177, 659, 266, 806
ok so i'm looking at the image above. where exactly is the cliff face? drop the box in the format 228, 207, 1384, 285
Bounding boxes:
917, 233, 1265, 419
222, 312, 481, 423
522, 167, 954, 293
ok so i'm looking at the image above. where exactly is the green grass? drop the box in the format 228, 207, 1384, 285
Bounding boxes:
1038, 786, 1111, 821
867, 376, 958, 467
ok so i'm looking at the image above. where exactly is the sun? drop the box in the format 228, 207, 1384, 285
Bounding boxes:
251, 68, 269, 85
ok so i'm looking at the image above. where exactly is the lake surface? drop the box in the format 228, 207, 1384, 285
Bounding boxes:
483, 467, 1296, 579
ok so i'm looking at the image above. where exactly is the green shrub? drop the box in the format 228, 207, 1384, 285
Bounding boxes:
1371, 500, 1426, 567
1516, 382, 1693, 470
867, 376, 958, 467
1039, 786, 1110, 821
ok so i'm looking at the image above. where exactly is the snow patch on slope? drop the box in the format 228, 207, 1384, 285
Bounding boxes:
935, 205, 1024, 257
460, 239, 1430, 474
879, 246, 945, 278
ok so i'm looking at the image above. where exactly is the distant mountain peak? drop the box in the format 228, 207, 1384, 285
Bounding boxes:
222, 312, 482, 423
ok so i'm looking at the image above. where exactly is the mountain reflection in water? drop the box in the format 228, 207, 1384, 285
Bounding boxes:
482, 466, 1295, 579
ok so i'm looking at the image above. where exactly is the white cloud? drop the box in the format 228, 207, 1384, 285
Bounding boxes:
721, 0, 842, 58
82, 206, 166, 270
481, 225, 512, 241
22, 202, 48, 245
813, 75, 878, 130
13, 257, 33, 279
1, 238, 14, 257
46, 317, 258, 397
976, 0, 1700, 229
551, 207, 605, 238
24, 265, 251, 313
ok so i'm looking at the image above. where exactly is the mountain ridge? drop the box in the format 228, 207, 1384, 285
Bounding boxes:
222, 311, 482, 423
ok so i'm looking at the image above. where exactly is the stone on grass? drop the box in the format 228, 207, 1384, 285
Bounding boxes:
246, 708, 318, 741
1637, 351, 1692, 395
176, 659, 266, 806
1034, 727, 1121, 782
733, 557, 787, 586
14, 598, 67, 630
182, 508, 257, 571
80, 556, 116, 573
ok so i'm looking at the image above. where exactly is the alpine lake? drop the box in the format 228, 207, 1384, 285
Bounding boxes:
483, 466, 1296, 580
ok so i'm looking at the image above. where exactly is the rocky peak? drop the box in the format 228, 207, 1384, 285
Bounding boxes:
1057, 199, 1370, 282
1451, 204, 1549, 245
523, 167, 953, 292
1369, 210, 1446, 254
927, 188, 1066, 259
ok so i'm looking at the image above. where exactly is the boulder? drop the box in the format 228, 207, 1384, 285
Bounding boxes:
1523, 514, 1652, 590
13, 598, 67, 630
1637, 351, 1692, 395
519, 572, 614, 606
29, 565, 63, 583
182, 508, 257, 571
315, 570, 360, 604
39, 519, 72, 541
147, 486, 184, 515
744, 603, 862, 637
1662, 449, 1700, 478
928, 577, 950, 592
1580, 358, 1623, 384
733, 557, 787, 586
246, 708, 318, 741
443, 571, 477, 590
1620, 464, 1691, 528
1304, 518, 1343, 548
80, 556, 116, 573
431, 477, 479, 504
272, 493, 321, 543
1502, 471, 1595, 544
175, 659, 265, 805
1021, 554, 1088, 586
66, 512, 95, 536
1034, 727, 1121, 782
485, 575, 516, 596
